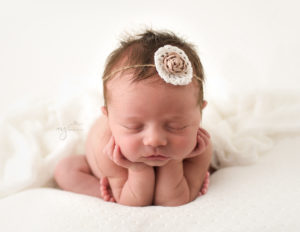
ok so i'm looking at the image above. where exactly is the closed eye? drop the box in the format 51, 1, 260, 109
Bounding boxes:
121, 124, 188, 132
122, 125, 143, 131
167, 125, 188, 131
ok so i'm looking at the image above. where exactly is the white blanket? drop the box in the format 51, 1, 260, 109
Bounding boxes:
0, 82, 300, 231
1, 136, 299, 231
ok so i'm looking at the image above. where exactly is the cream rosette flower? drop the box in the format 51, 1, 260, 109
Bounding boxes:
154, 45, 193, 85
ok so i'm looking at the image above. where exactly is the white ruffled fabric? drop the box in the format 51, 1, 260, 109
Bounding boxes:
204, 91, 300, 169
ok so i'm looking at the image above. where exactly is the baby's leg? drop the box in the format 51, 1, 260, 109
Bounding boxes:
54, 155, 102, 198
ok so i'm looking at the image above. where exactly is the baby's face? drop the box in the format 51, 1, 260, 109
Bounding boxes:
104, 74, 203, 166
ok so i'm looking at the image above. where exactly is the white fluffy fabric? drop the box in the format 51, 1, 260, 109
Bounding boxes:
1, 136, 300, 231
0, 81, 300, 199
1, 81, 300, 231
204, 90, 300, 168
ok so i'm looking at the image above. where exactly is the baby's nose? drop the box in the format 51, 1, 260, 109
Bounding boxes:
143, 128, 167, 147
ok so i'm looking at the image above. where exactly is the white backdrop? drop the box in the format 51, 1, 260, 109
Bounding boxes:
1, 0, 300, 116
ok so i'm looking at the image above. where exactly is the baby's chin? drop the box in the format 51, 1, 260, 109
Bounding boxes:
143, 159, 171, 167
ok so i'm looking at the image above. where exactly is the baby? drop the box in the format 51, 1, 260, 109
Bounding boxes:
54, 29, 214, 206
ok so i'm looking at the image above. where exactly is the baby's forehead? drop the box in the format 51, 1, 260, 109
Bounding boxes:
107, 72, 198, 94
105, 73, 200, 111
107, 71, 161, 87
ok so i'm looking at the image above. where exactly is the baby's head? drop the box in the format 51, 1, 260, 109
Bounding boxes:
102, 29, 205, 110
101, 29, 207, 166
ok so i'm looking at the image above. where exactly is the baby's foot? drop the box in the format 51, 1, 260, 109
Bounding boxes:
100, 176, 116, 202
198, 172, 210, 197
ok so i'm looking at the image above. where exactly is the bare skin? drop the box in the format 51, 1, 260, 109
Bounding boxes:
54, 115, 212, 206
54, 74, 213, 206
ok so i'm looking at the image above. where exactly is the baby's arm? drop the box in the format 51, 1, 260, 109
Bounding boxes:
154, 128, 212, 206
103, 136, 155, 206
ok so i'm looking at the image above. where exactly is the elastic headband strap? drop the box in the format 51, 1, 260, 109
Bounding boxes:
102, 64, 202, 82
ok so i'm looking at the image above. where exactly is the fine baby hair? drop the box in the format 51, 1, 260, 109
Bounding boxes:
101, 29, 206, 109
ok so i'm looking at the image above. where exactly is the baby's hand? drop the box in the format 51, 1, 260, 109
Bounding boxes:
186, 128, 211, 159
103, 136, 150, 172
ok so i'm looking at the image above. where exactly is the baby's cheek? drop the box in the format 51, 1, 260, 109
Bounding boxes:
117, 136, 140, 161
173, 134, 197, 156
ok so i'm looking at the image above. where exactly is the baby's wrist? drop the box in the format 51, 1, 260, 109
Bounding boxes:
167, 158, 183, 165
128, 163, 154, 173
157, 159, 183, 171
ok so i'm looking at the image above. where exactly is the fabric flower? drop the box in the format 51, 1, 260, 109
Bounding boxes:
154, 45, 193, 85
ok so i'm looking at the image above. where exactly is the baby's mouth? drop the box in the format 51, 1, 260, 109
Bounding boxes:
145, 154, 169, 161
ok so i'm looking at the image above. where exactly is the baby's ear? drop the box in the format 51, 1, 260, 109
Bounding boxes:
202, 100, 208, 110
101, 106, 108, 116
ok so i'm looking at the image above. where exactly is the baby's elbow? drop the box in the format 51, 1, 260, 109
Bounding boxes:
118, 198, 152, 207
155, 192, 190, 207
117, 191, 153, 207
159, 198, 190, 207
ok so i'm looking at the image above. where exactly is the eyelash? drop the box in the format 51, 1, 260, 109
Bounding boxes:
123, 125, 143, 131
168, 126, 187, 131
122, 125, 187, 131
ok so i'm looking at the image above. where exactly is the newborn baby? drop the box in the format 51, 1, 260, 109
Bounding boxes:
54, 29, 213, 206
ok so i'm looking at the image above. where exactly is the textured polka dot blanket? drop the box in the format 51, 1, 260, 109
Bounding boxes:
0, 83, 300, 231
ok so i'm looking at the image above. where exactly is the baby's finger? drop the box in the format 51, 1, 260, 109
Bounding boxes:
197, 128, 210, 146
113, 144, 131, 168
191, 134, 206, 156
198, 127, 210, 139
197, 134, 206, 153
197, 128, 201, 135
103, 136, 113, 157
108, 137, 116, 160
198, 131, 209, 148
188, 134, 205, 157
109, 136, 116, 151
